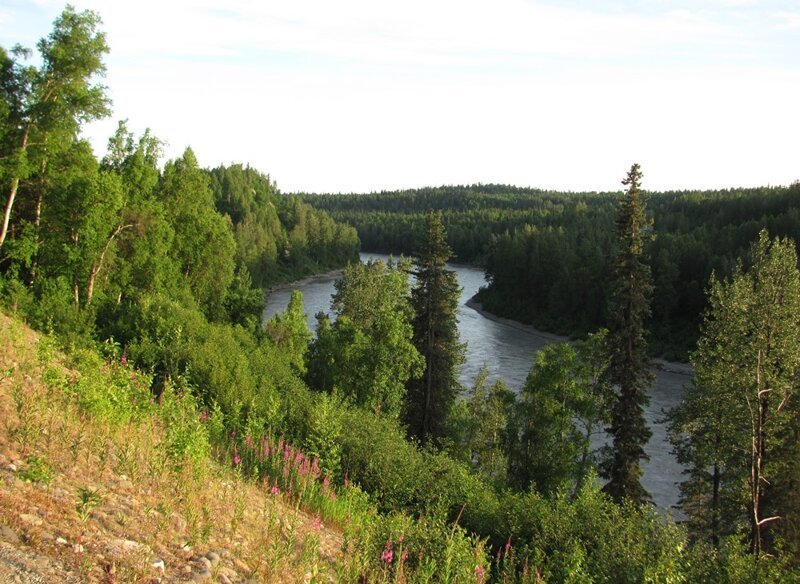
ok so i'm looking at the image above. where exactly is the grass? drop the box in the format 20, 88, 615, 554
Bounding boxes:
0, 311, 345, 582
0, 310, 491, 582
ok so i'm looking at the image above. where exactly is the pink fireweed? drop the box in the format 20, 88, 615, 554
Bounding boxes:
381, 539, 394, 564
311, 514, 322, 531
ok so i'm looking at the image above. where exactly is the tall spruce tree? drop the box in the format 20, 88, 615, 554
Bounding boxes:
406, 212, 465, 445
602, 163, 654, 503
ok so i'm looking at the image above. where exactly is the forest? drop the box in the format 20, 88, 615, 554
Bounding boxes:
303, 182, 800, 359
2, 6, 800, 583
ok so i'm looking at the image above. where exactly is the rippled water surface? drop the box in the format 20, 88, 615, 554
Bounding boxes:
263, 253, 690, 513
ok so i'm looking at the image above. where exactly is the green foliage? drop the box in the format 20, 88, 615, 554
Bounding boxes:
265, 290, 311, 374
19, 454, 56, 486
161, 148, 236, 318
670, 230, 800, 558
306, 183, 800, 357
75, 485, 101, 522
307, 259, 422, 418
0, 5, 110, 249
510, 334, 610, 496
303, 391, 345, 479
602, 164, 654, 504
445, 366, 515, 489
406, 212, 465, 445
208, 164, 359, 286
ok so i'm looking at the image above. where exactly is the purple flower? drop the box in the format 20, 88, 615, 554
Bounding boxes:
311, 514, 322, 531
381, 539, 394, 564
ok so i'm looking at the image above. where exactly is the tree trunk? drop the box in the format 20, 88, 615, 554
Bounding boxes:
86, 224, 131, 305
0, 125, 31, 249
712, 460, 720, 548
423, 299, 434, 441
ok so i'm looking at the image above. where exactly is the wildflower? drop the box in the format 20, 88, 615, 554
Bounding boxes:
120, 354, 127, 365
199, 411, 209, 422
475, 565, 486, 582
311, 514, 322, 531
505, 537, 512, 553
245, 435, 252, 448
400, 549, 409, 564
271, 485, 280, 495
381, 539, 394, 564
233, 452, 241, 466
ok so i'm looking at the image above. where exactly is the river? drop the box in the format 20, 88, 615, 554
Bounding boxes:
263, 253, 690, 514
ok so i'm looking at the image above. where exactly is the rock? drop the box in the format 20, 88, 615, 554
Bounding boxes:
182, 542, 193, 553
0, 523, 20, 544
205, 551, 220, 566
56, 537, 69, 545
219, 567, 238, 580
197, 556, 212, 570
152, 557, 165, 571
193, 568, 212, 582
218, 574, 232, 584
19, 513, 43, 526
171, 512, 187, 531
73, 543, 84, 553
182, 564, 193, 574
39, 530, 54, 541
117, 538, 149, 554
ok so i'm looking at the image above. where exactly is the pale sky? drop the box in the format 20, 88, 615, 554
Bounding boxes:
2, 0, 798, 193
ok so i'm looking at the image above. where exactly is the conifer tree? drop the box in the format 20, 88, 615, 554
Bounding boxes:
405, 212, 465, 445
602, 163, 654, 503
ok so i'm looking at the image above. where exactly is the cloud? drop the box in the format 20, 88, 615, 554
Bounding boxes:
8, 0, 800, 192
775, 11, 800, 30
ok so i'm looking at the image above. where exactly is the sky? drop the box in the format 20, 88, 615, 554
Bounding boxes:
1, 0, 798, 193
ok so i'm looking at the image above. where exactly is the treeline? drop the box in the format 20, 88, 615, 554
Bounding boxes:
209, 164, 359, 287
303, 183, 800, 358
2, 8, 799, 582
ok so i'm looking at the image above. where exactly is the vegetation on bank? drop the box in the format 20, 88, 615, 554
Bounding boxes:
303, 181, 800, 359
2, 7, 800, 583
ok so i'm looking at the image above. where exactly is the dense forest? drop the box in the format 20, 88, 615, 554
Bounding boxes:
303, 182, 800, 358
2, 7, 800, 582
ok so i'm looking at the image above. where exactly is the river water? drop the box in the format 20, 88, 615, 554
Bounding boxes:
263, 253, 690, 514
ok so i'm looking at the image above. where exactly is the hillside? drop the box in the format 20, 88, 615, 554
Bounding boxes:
0, 311, 342, 583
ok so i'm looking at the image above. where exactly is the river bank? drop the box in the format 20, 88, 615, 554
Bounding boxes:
264, 268, 344, 297
465, 296, 693, 378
